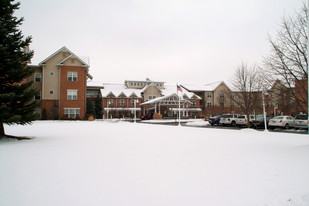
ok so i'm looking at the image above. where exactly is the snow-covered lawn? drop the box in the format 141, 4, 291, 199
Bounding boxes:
1, 120, 309, 206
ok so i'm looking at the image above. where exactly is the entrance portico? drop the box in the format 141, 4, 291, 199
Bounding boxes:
141, 93, 201, 118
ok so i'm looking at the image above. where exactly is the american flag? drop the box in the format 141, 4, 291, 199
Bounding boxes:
177, 85, 182, 92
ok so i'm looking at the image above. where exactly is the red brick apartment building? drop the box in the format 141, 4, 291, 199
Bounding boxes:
27, 46, 92, 120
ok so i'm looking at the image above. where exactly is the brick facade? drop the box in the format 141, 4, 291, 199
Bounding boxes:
59, 66, 87, 119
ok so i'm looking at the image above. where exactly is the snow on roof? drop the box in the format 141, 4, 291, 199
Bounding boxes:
140, 93, 193, 105
125, 78, 165, 83
100, 83, 142, 98
87, 81, 104, 88
141, 82, 160, 92
181, 81, 225, 92
79, 56, 90, 66
162, 85, 201, 99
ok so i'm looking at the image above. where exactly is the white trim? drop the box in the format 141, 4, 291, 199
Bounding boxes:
57, 54, 89, 67
39, 46, 89, 67
169, 108, 202, 111
104, 108, 141, 111
67, 89, 78, 100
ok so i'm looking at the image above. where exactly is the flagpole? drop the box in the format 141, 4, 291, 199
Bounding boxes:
177, 83, 181, 126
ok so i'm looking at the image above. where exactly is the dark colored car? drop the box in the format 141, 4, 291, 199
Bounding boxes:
141, 113, 153, 120
208, 115, 222, 126
251, 115, 271, 129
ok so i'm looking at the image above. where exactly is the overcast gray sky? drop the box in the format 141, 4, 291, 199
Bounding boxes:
17, 0, 304, 85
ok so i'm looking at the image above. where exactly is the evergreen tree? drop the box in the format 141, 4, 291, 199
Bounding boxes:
0, 0, 39, 138
94, 95, 103, 119
86, 100, 95, 117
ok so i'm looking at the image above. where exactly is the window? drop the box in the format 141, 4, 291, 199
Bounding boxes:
149, 95, 156, 100
68, 72, 78, 81
119, 99, 125, 106
67, 90, 77, 100
130, 100, 135, 106
108, 99, 114, 106
207, 93, 212, 98
34, 73, 42, 82
64, 108, 80, 118
87, 90, 99, 98
207, 102, 212, 107
50, 72, 54, 76
192, 100, 196, 107
50, 90, 54, 95
34, 92, 41, 100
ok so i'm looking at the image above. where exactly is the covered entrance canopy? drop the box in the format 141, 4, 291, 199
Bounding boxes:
141, 93, 201, 117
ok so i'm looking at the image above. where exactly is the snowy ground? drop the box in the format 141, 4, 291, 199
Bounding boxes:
1, 120, 309, 206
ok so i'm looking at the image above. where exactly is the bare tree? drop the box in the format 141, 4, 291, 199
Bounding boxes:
263, 4, 308, 113
231, 62, 262, 126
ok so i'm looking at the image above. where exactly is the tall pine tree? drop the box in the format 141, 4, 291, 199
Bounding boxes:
0, 0, 39, 138
94, 95, 103, 119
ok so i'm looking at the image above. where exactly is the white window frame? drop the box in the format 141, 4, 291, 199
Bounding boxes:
192, 100, 196, 107
119, 99, 125, 106
108, 99, 114, 106
68, 71, 78, 82
34, 73, 42, 83
64, 108, 80, 118
67, 90, 78, 100
149, 95, 156, 100
130, 99, 135, 106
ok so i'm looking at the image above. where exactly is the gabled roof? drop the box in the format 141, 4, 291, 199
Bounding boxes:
39, 46, 89, 67
57, 54, 89, 67
141, 82, 162, 93
162, 85, 202, 99
181, 81, 230, 92
100, 83, 142, 98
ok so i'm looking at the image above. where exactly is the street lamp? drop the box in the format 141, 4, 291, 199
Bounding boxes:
106, 99, 112, 121
134, 99, 139, 123
262, 91, 268, 131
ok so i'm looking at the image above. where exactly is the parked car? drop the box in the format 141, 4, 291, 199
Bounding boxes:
294, 114, 308, 130
208, 115, 222, 126
236, 115, 255, 127
268, 116, 295, 129
141, 113, 153, 120
251, 115, 271, 129
220, 114, 239, 127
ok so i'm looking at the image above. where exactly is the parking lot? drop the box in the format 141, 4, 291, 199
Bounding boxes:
138, 119, 308, 135
202, 124, 308, 135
